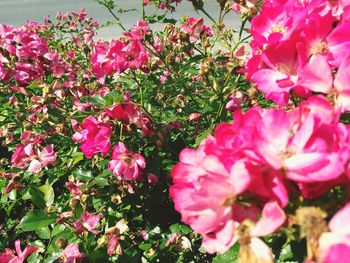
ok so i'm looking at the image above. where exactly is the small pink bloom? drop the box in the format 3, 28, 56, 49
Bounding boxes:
73, 212, 102, 235
188, 112, 200, 122
106, 219, 128, 256
140, 230, 149, 240
147, 173, 159, 184
61, 244, 84, 263
108, 142, 146, 181
165, 233, 180, 247
66, 181, 84, 200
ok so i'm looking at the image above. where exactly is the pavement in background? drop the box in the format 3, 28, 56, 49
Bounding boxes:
0, 0, 241, 40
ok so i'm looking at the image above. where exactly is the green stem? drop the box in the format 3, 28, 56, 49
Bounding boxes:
131, 71, 144, 106
199, 8, 217, 24
106, 6, 126, 31
239, 18, 248, 41
141, 0, 145, 20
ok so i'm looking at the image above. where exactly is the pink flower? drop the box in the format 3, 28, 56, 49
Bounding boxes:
106, 103, 152, 137
65, 181, 84, 200
188, 112, 200, 122
72, 116, 112, 158
72, 212, 102, 235
165, 233, 180, 247
11, 137, 56, 174
61, 244, 84, 263
226, 92, 244, 112
170, 144, 252, 253
108, 142, 146, 181
297, 54, 350, 113
91, 23, 149, 80
0, 240, 37, 263
250, 40, 299, 106
318, 203, 350, 262
250, 201, 286, 237
245, 0, 350, 106
251, 97, 348, 192
181, 18, 212, 43
106, 219, 128, 256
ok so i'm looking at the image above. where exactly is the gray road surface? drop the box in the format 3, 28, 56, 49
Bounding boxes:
0, 0, 241, 40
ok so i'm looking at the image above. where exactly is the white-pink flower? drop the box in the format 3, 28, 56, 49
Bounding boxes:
108, 142, 146, 181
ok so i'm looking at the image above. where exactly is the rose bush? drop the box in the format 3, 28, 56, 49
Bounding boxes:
1, 0, 350, 262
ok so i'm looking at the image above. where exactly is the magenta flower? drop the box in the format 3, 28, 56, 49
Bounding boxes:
106, 103, 152, 137
170, 144, 252, 253
72, 116, 112, 158
245, 0, 350, 107
0, 240, 37, 263
108, 142, 146, 181
72, 212, 102, 235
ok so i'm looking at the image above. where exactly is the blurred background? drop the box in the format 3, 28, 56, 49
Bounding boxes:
0, 0, 240, 40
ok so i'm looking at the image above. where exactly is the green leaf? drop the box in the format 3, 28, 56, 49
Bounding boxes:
88, 94, 106, 108
103, 91, 123, 107
276, 244, 298, 263
18, 210, 56, 232
73, 169, 93, 182
27, 252, 43, 263
71, 151, 84, 167
213, 243, 239, 263
139, 243, 152, 251
30, 187, 46, 208
30, 184, 55, 208
35, 226, 51, 239
51, 224, 65, 237
170, 223, 192, 235
91, 177, 108, 188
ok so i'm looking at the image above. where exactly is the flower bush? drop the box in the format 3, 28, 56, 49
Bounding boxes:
1, 0, 350, 262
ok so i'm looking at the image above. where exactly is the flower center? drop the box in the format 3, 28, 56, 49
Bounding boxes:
311, 41, 328, 55
271, 25, 287, 34
122, 155, 133, 166
222, 195, 236, 207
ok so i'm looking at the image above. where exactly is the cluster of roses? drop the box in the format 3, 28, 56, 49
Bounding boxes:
170, 0, 350, 261
0, 22, 66, 86
0, 8, 97, 88
91, 21, 150, 81
245, 0, 350, 110
72, 98, 151, 181
0, 8, 103, 121
170, 95, 350, 261
0, 240, 84, 263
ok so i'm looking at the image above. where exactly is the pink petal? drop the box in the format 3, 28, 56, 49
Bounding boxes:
329, 203, 350, 233
251, 201, 286, 237
298, 55, 333, 94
